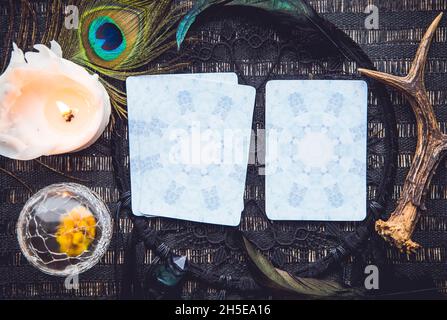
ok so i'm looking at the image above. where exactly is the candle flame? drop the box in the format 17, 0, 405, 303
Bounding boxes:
56, 101, 71, 113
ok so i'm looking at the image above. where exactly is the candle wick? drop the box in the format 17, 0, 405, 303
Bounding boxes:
63, 110, 75, 122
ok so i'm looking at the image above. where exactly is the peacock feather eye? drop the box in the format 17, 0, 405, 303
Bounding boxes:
79, 7, 141, 69
88, 16, 127, 62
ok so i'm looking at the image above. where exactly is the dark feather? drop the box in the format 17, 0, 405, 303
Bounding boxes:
176, 0, 369, 64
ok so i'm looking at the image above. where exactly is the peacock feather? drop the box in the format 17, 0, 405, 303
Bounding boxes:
2, 0, 186, 118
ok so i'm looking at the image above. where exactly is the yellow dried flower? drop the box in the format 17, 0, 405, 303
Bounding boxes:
56, 206, 96, 257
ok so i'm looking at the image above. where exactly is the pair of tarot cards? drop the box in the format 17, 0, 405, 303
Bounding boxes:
127, 73, 367, 226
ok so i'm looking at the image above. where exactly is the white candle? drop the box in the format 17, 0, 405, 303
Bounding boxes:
0, 41, 111, 160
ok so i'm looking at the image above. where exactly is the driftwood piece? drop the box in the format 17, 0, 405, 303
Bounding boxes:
358, 13, 445, 254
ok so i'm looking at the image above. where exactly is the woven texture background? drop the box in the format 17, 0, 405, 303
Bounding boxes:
1, 0, 447, 299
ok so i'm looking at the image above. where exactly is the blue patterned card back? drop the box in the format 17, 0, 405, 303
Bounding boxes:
127, 73, 238, 210
265, 80, 368, 221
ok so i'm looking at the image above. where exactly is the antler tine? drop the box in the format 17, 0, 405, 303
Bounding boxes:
359, 13, 443, 97
408, 13, 443, 85
357, 68, 408, 93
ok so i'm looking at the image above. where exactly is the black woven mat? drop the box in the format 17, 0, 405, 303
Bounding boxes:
1, 0, 447, 299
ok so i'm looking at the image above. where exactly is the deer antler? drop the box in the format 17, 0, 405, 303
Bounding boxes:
358, 13, 445, 254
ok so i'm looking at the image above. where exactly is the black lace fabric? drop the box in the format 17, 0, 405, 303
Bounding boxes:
1, 0, 447, 300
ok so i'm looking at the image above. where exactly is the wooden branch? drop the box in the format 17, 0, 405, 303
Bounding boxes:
358, 13, 445, 254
